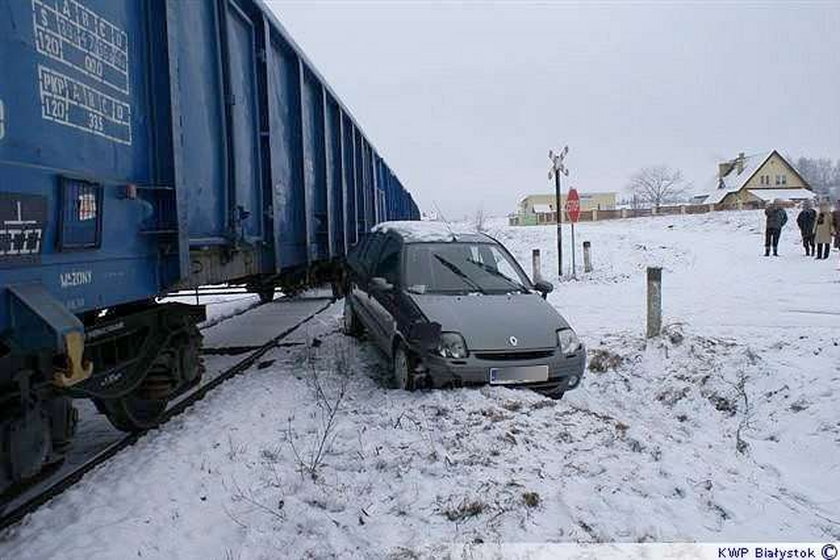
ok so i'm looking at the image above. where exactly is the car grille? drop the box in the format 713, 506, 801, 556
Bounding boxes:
474, 350, 554, 361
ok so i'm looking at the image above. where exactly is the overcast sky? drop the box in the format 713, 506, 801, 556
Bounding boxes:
266, 1, 840, 218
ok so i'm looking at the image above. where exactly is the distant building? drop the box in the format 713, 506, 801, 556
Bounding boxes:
512, 192, 617, 225
692, 150, 814, 207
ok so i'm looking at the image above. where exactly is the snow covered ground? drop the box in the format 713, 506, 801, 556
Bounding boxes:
1, 210, 838, 559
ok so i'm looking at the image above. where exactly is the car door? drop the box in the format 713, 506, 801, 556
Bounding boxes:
366, 234, 402, 352
351, 233, 383, 335
346, 235, 369, 320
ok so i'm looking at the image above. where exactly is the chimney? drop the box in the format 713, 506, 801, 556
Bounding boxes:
736, 152, 745, 174
718, 162, 732, 179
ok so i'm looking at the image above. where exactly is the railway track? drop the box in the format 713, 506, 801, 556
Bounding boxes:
0, 297, 334, 531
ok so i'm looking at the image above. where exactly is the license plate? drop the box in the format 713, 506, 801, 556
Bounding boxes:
489, 365, 549, 385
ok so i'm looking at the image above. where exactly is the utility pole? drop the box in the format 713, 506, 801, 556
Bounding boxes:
548, 146, 569, 277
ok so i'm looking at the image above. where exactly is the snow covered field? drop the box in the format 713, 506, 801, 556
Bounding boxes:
2, 211, 838, 559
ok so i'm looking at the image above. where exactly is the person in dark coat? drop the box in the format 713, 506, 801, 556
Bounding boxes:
832, 201, 840, 250
764, 200, 788, 256
796, 200, 817, 256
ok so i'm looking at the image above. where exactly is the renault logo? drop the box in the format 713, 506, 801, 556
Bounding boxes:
508, 336, 518, 347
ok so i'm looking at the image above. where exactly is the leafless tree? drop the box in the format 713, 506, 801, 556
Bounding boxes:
287, 341, 350, 480
473, 205, 487, 233
626, 165, 687, 210
794, 156, 839, 196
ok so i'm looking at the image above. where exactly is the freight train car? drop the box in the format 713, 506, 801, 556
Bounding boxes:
0, 0, 418, 493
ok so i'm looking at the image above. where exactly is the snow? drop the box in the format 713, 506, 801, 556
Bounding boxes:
201, 298, 328, 350
2, 211, 839, 558
745, 188, 816, 202
372, 220, 484, 243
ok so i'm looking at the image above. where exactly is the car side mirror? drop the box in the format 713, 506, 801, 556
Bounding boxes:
370, 276, 394, 293
533, 280, 554, 299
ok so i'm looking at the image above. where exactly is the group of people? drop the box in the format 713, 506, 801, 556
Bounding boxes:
796, 200, 839, 259
763, 198, 839, 259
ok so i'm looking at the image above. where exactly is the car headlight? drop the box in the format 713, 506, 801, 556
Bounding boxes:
557, 328, 580, 355
438, 332, 469, 359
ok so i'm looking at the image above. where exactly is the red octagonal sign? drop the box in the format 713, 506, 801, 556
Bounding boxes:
566, 188, 581, 223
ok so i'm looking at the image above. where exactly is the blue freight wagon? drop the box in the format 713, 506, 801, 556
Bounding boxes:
0, 0, 419, 493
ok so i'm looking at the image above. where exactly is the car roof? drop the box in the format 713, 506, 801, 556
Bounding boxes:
371, 221, 492, 244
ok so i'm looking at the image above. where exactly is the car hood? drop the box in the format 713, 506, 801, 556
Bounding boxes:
409, 293, 569, 351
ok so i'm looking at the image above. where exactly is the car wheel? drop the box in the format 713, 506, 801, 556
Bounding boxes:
343, 297, 363, 337
393, 344, 415, 391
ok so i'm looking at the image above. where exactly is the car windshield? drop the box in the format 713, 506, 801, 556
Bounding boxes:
403, 242, 531, 295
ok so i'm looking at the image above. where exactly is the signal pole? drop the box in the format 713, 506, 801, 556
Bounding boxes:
548, 146, 569, 277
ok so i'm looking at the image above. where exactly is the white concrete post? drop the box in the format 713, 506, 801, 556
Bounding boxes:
646, 267, 662, 339
708, 203, 715, 213
681, 205, 686, 215
583, 241, 592, 273
532, 249, 541, 282
621, 208, 628, 219
592, 209, 598, 221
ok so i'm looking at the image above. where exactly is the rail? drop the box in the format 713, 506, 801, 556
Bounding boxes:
0, 297, 334, 530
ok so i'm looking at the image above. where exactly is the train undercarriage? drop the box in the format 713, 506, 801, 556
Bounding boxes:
0, 301, 205, 496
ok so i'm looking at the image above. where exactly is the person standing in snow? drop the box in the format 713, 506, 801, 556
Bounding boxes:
813, 201, 835, 260
763, 200, 787, 257
832, 200, 840, 250
796, 200, 817, 256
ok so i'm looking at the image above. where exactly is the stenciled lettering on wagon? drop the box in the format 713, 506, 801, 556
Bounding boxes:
31, 0, 130, 95
59, 269, 92, 288
0, 194, 47, 260
38, 65, 132, 144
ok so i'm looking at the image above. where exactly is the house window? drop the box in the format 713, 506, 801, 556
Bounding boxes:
781, 175, 787, 185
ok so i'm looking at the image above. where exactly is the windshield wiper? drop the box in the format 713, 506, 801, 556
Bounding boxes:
465, 259, 527, 292
433, 254, 487, 295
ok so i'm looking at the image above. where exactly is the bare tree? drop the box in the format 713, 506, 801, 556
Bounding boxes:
287, 341, 350, 480
794, 156, 839, 196
473, 205, 486, 233
626, 165, 687, 210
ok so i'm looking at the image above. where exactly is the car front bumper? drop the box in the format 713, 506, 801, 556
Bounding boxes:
417, 345, 586, 395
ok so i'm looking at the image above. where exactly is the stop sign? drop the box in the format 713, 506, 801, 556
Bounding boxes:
566, 188, 581, 223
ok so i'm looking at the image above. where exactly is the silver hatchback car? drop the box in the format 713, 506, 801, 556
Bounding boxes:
343, 222, 586, 398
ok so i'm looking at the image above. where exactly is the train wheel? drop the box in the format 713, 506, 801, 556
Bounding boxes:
100, 396, 167, 432
100, 327, 201, 432
0, 379, 72, 495
256, 286, 276, 304
100, 350, 171, 431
